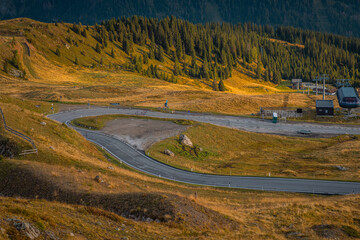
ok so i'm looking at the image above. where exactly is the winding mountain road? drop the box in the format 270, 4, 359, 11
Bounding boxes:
48, 107, 360, 195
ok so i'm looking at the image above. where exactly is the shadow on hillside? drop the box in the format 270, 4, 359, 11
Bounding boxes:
0, 162, 238, 231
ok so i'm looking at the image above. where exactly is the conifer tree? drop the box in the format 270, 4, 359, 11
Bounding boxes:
3, 60, 9, 73
149, 43, 155, 59
156, 47, 164, 62
173, 56, 181, 76
264, 66, 270, 82
274, 69, 282, 84
111, 48, 115, 58
81, 29, 87, 38
218, 79, 226, 91
212, 68, 218, 91
256, 61, 262, 79
95, 43, 101, 53
74, 56, 79, 65
176, 36, 183, 60
123, 39, 132, 55
11, 50, 20, 69
55, 48, 61, 57
143, 53, 149, 64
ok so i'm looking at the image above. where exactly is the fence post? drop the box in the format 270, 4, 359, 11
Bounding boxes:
0, 107, 37, 154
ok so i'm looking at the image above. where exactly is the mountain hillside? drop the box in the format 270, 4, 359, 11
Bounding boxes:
1, 0, 360, 37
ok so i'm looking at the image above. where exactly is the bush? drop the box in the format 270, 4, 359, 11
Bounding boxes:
342, 225, 360, 237
3, 60, 10, 73
55, 48, 61, 57
0, 135, 20, 158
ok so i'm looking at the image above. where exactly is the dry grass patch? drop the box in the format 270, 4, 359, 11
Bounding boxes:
148, 123, 360, 180
1, 94, 360, 239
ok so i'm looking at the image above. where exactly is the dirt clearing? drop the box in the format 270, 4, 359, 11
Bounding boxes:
101, 118, 188, 150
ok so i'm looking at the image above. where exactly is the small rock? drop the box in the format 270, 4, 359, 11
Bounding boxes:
69, 232, 74, 237
107, 166, 114, 170
285, 231, 303, 238
179, 134, 193, 147
335, 166, 348, 171
40, 122, 47, 126
96, 221, 102, 226
45, 230, 58, 240
94, 176, 101, 183
198, 147, 203, 152
0, 227, 5, 233
164, 149, 175, 157
7, 219, 40, 240
49, 146, 55, 150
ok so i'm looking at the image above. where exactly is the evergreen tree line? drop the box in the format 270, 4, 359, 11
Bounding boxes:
70, 16, 360, 87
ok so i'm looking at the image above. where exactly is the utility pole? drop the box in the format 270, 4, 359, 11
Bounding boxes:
318, 74, 329, 100
313, 77, 319, 96
314, 74, 329, 99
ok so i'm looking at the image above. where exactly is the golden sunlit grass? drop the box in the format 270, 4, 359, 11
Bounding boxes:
72, 112, 360, 181
0, 195, 179, 240
1, 18, 360, 239
147, 123, 360, 181
0, 17, 317, 117
1, 96, 360, 239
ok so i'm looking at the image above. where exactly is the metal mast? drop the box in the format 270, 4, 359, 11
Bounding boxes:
315, 74, 329, 100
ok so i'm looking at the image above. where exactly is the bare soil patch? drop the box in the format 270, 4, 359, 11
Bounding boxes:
101, 118, 188, 150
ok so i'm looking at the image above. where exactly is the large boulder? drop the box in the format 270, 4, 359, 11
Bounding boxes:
179, 134, 193, 147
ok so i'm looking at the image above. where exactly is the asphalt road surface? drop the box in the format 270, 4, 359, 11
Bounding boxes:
48, 107, 360, 195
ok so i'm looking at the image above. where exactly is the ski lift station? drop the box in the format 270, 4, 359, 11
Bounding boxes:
337, 87, 360, 109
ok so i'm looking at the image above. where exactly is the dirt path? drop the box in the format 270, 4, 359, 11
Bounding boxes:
101, 118, 188, 150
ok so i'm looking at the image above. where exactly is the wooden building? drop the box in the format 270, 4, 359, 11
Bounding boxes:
316, 100, 334, 116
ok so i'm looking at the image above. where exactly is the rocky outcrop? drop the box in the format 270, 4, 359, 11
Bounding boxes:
6, 218, 40, 240
179, 134, 193, 147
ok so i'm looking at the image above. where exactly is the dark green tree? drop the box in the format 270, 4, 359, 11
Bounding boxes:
256, 61, 262, 79
95, 43, 101, 53
81, 29, 87, 38
273, 69, 282, 84
173, 56, 181, 76
156, 47, 164, 62
11, 50, 20, 69
55, 48, 61, 57
123, 39, 133, 55
218, 79, 226, 91
212, 68, 218, 91
3, 60, 10, 73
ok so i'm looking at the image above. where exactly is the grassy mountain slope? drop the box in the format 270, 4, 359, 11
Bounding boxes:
0, 18, 284, 92
1, 96, 360, 239
0, 18, 332, 116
